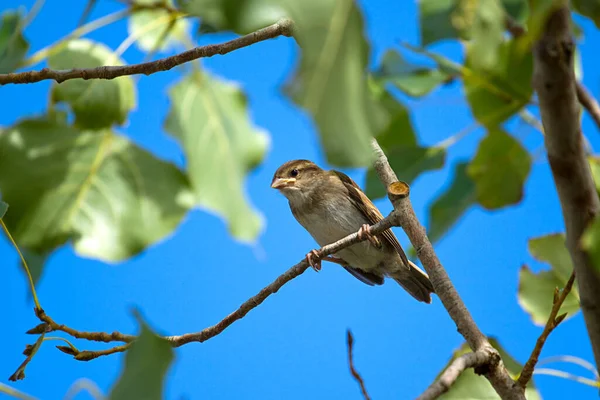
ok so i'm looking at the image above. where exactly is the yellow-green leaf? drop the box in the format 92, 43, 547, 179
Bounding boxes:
0, 10, 29, 73
128, 0, 189, 53
48, 39, 137, 129
518, 234, 580, 325
164, 71, 268, 241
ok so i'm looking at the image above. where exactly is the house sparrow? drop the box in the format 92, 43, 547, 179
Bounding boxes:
271, 159, 434, 303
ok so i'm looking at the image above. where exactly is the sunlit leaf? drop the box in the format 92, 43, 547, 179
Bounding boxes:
182, 0, 382, 166
468, 0, 505, 71
519, 234, 580, 325
464, 39, 533, 128
374, 50, 454, 97
109, 315, 174, 400
589, 156, 600, 194
48, 39, 136, 129
439, 338, 540, 399
164, 71, 268, 241
573, 0, 600, 28
467, 129, 530, 209
128, 0, 189, 53
0, 115, 191, 266
0, 10, 29, 73
428, 162, 476, 244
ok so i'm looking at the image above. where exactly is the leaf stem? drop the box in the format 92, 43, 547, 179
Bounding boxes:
0, 219, 41, 310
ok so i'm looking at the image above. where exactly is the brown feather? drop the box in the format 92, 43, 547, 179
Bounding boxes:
331, 170, 411, 270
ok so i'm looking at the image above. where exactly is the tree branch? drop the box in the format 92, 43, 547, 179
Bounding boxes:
518, 273, 576, 387
532, 4, 600, 374
0, 19, 294, 85
346, 330, 370, 400
505, 14, 600, 133
370, 139, 524, 400
417, 349, 491, 400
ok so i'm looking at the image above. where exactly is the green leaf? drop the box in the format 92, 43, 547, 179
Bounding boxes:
0, 10, 29, 73
363, 89, 445, 199
573, 0, 600, 28
375, 50, 453, 97
439, 338, 540, 399
0, 200, 7, 219
464, 39, 533, 128
128, 0, 190, 53
283, 0, 381, 167
467, 129, 531, 209
0, 115, 191, 263
581, 216, 600, 275
419, 0, 528, 46
589, 156, 600, 194
468, 0, 505, 71
48, 39, 137, 130
109, 315, 174, 400
181, 0, 381, 166
164, 71, 267, 241
20, 249, 48, 288
518, 234, 580, 325
428, 162, 477, 244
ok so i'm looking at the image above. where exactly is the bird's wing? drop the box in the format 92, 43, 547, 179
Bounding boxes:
342, 265, 384, 286
332, 170, 410, 270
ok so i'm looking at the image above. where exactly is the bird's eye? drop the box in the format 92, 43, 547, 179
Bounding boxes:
290, 169, 299, 177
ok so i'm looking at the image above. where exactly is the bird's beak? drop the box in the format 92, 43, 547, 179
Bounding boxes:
271, 177, 296, 189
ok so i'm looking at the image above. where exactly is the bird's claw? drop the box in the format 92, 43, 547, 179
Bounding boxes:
358, 224, 381, 247
306, 249, 322, 272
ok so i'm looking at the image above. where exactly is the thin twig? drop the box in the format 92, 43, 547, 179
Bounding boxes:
9, 333, 46, 381
1, 19, 294, 84
35, 308, 136, 343
417, 349, 492, 400
165, 215, 396, 347
518, 273, 576, 387
74, 343, 132, 361
346, 330, 370, 400
370, 139, 524, 400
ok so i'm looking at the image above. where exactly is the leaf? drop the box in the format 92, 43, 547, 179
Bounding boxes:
20, 248, 48, 287
182, 0, 381, 166
418, 0, 528, 46
518, 234, 580, 325
128, 0, 189, 53
164, 71, 268, 241
464, 39, 533, 128
0, 115, 191, 263
573, 0, 600, 28
0, 10, 29, 73
375, 50, 454, 97
0, 200, 7, 219
363, 89, 445, 199
468, 0, 505, 71
589, 156, 600, 194
109, 315, 174, 400
467, 129, 531, 209
48, 39, 137, 130
283, 0, 382, 167
438, 338, 540, 399
428, 162, 477, 244
581, 216, 600, 275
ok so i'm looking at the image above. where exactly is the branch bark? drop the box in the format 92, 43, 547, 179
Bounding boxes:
417, 349, 491, 400
532, 4, 600, 374
346, 330, 370, 400
371, 140, 524, 400
0, 19, 294, 85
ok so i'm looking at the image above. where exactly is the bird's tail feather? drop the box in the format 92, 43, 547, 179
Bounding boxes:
391, 260, 434, 303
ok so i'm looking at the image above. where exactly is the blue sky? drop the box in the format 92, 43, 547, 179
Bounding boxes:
2, 1, 600, 399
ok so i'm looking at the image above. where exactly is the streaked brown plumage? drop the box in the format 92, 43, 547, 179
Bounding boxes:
271, 159, 434, 303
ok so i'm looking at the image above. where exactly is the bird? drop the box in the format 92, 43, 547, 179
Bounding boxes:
271, 159, 434, 303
